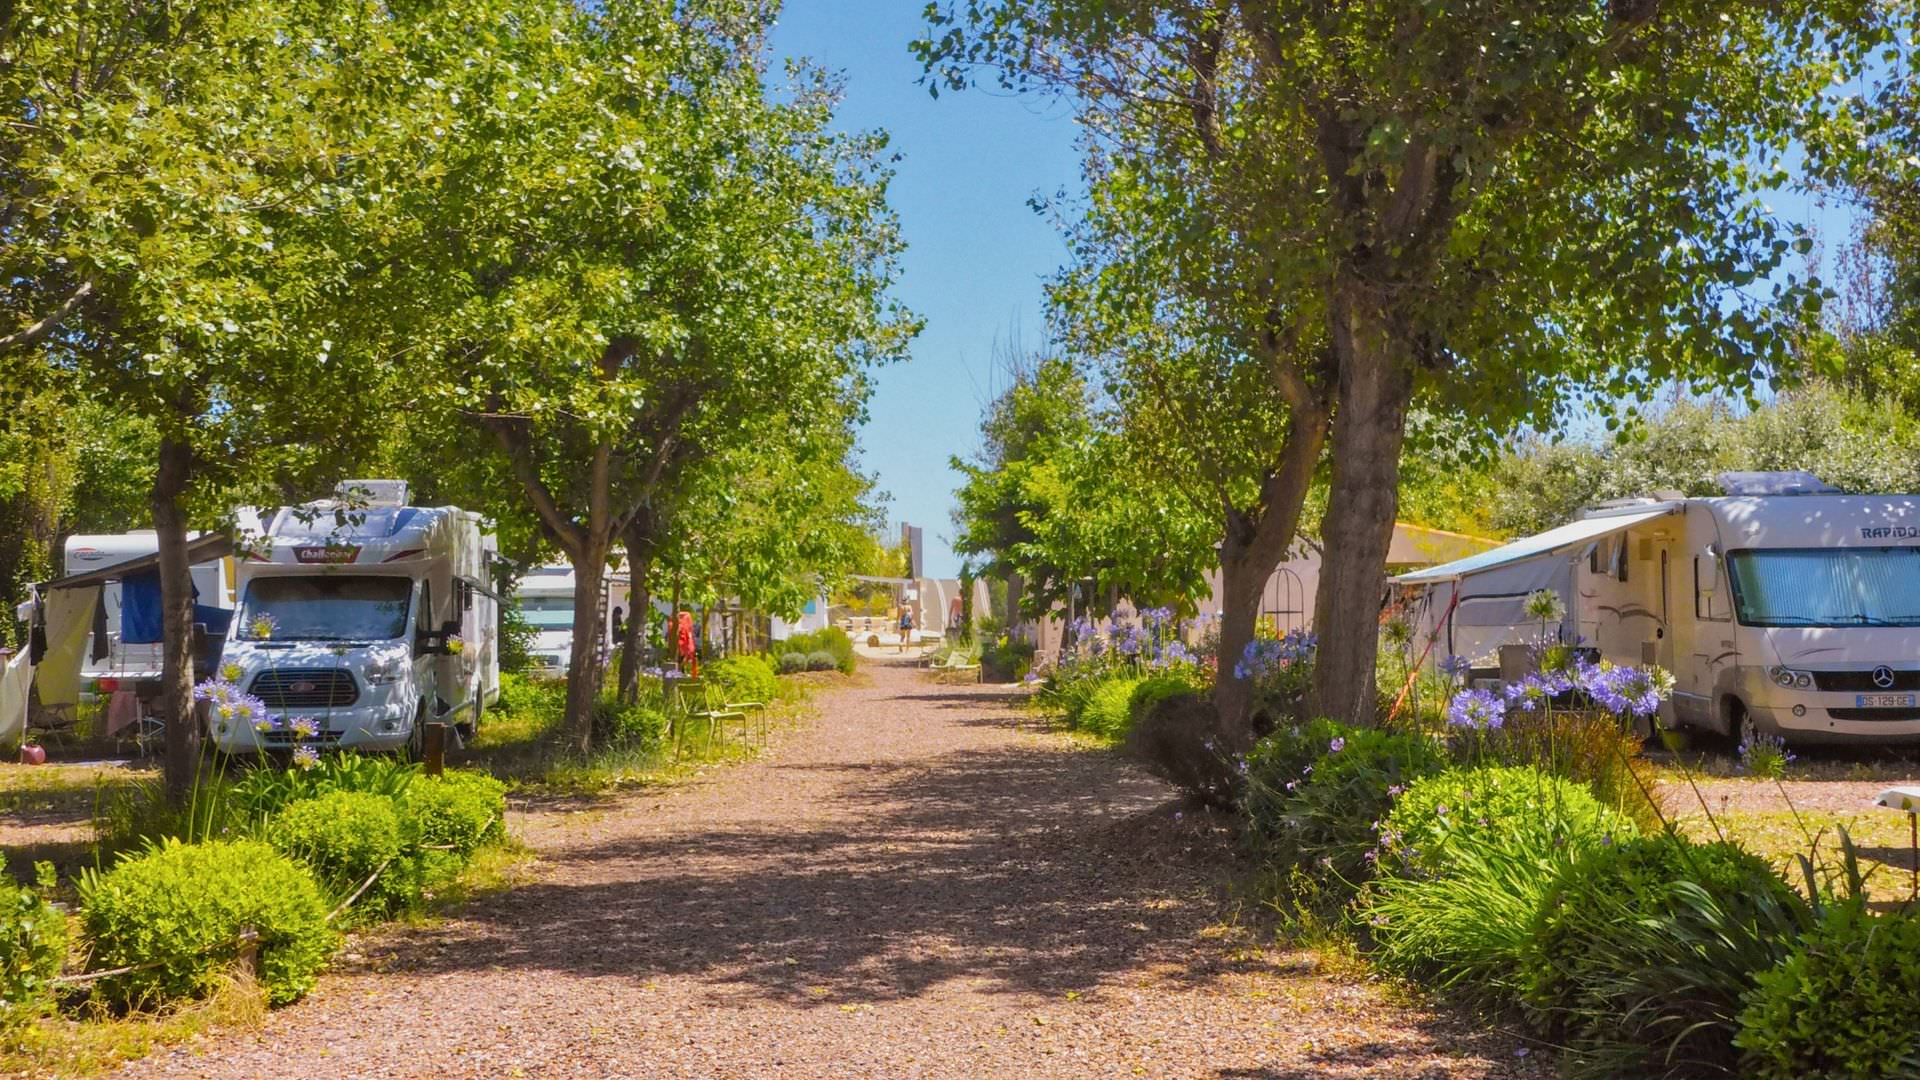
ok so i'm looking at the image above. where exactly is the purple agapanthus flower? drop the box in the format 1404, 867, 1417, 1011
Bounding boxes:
1448, 687, 1506, 731
1438, 654, 1472, 681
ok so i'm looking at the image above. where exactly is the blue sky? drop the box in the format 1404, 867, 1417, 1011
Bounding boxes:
770, 4, 1083, 579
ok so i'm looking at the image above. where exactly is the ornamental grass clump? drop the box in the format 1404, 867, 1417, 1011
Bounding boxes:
268, 791, 420, 922
1361, 765, 1635, 1007
0, 859, 67, 1031
1078, 677, 1143, 741
1522, 832, 1811, 1079
78, 839, 337, 1008
1737, 901, 1920, 1078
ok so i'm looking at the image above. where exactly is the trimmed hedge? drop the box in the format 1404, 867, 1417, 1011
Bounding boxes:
775, 651, 808, 675
0, 862, 67, 1030
1737, 901, 1920, 1078
78, 839, 337, 1007
1518, 832, 1810, 1078
269, 791, 419, 921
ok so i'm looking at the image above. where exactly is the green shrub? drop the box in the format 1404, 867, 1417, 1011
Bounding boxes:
401, 770, 507, 859
804, 650, 838, 672
1250, 726, 1443, 892
78, 839, 337, 1007
980, 636, 1036, 682
779, 627, 855, 673
1380, 764, 1635, 878
0, 859, 67, 1030
776, 651, 808, 675
1124, 690, 1240, 806
1468, 706, 1664, 833
1078, 677, 1143, 741
592, 697, 667, 750
709, 655, 777, 703
1361, 766, 1636, 1006
1241, 719, 1353, 818
1524, 832, 1810, 1078
493, 671, 566, 717
268, 791, 419, 921
1128, 674, 1204, 731
228, 752, 418, 822
1738, 901, 1920, 1078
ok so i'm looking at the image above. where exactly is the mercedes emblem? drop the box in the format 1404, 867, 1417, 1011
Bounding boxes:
1873, 666, 1896, 690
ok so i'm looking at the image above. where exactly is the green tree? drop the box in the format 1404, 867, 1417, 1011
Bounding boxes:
411, 0, 914, 749
3, 0, 431, 799
921, 0, 1900, 735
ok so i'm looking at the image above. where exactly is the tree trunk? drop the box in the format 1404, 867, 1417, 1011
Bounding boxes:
1004, 571, 1023, 637
1209, 408, 1327, 743
151, 435, 199, 806
616, 554, 652, 705
563, 544, 607, 752
1309, 294, 1415, 728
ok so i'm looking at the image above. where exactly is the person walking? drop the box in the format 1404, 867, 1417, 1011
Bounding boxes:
897, 606, 915, 653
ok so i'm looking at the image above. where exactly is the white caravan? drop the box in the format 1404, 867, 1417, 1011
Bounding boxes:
213, 481, 499, 755
14, 532, 233, 737
62, 533, 233, 700
1397, 472, 1920, 746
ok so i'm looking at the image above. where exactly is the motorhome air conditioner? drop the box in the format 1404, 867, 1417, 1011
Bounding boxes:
334, 479, 410, 509
1716, 471, 1840, 496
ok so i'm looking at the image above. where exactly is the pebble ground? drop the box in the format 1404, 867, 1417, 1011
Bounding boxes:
122, 660, 1543, 1078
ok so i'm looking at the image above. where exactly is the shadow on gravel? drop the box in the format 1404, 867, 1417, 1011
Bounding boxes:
364, 739, 1237, 1005
345, 669, 1537, 1075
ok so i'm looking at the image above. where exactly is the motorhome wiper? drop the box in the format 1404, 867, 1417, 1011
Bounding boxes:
1758, 615, 1833, 625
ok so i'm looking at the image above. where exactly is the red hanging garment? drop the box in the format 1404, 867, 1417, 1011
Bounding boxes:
675, 610, 699, 678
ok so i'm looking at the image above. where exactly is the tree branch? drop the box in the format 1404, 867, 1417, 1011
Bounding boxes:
480, 415, 583, 560
0, 281, 93, 354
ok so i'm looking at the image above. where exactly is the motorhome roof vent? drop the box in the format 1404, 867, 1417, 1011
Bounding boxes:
1716, 471, 1839, 497
334, 479, 410, 509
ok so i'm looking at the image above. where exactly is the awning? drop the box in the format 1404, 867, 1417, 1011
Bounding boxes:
34, 532, 231, 592
1393, 504, 1680, 585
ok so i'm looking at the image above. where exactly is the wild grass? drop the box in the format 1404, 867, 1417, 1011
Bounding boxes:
0, 973, 267, 1079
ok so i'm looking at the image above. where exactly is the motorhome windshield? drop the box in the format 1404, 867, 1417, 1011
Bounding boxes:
238, 576, 412, 641
1726, 547, 1920, 628
517, 596, 575, 630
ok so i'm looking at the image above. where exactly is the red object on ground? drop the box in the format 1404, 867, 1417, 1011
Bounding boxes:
19, 744, 46, 766
675, 611, 699, 678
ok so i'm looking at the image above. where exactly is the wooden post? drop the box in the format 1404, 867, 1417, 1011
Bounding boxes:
423, 722, 446, 776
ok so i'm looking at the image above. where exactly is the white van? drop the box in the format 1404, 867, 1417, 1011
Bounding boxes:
212, 481, 499, 755
1399, 472, 1920, 746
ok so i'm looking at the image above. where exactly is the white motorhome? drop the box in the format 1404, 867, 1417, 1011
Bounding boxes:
212, 481, 499, 755
513, 563, 625, 673
1398, 472, 1920, 746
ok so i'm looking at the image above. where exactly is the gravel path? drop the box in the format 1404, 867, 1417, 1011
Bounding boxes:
124, 661, 1537, 1078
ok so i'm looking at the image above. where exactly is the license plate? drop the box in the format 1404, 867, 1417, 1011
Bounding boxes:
1856, 693, 1916, 709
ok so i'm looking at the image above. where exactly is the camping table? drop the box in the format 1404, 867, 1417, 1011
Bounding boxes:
1873, 785, 1920, 903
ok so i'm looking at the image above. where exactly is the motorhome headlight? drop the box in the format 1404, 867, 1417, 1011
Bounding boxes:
366, 657, 401, 685
1769, 666, 1815, 690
